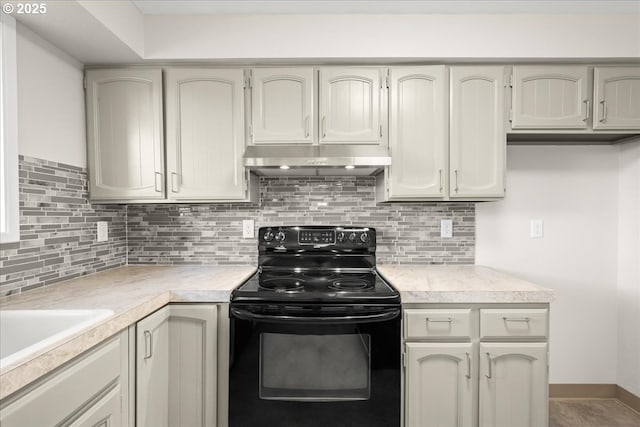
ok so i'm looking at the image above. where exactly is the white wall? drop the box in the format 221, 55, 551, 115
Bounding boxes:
617, 141, 640, 396
144, 14, 640, 60
476, 145, 620, 384
16, 23, 86, 167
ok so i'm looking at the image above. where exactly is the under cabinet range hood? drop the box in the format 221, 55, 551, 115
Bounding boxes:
243, 144, 391, 176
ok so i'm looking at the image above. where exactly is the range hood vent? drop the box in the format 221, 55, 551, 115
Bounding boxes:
243, 144, 391, 176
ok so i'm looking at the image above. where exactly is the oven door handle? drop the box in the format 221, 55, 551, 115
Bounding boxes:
230, 307, 400, 324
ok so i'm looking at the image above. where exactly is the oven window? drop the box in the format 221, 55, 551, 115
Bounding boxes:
259, 333, 371, 401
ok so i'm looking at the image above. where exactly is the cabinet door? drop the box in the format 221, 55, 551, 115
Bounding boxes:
405, 343, 475, 427
167, 305, 218, 427
250, 68, 314, 144
479, 343, 548, 427
593, 67, 640, 130
136, 305, 218, 427
165, 68, 247, 201
450, 67, 506, 198
86, 69, 164, 201
511, 66, 589, 129
68, 386, 122, 427
319, 67, 384, 144
387, 66, 448, 199
136, 306, 171, 427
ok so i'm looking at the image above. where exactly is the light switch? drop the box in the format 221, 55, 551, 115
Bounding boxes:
97, 221, 108, 242
440, 219, 453, 238
530, 219, 544, 239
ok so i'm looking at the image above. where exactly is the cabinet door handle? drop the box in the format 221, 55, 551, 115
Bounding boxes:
439, 169, 444, 192
426, 317, 453, 323
599, 100, 608, 123
144, 330, 153, 360
583, 100, 590, 122
321, 116, 327, 138
154, 172, 163, 193
485, 352, 492, 379
304, 116, 310, 138
503, 317, 530, 323
465, 352, 471, 379
171, 172, 179, 193
454, 170, 459, 193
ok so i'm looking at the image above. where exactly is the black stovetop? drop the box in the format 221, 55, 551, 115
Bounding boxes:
231, 226, 399, 305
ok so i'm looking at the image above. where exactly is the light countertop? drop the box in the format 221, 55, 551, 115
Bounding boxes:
0, 263, 553, 400
377, 264, 554, 304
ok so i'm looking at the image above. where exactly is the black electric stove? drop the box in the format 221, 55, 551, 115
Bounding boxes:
229, 226, 401, 427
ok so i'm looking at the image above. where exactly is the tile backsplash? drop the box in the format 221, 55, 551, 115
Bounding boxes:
127, 176, 475, 265
1, 161, 475, 296
0, 156, 127, 296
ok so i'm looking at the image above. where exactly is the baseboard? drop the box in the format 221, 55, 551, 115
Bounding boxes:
550, 384, 640, 413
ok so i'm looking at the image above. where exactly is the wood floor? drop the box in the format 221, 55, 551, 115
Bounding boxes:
550, 398, 640, 427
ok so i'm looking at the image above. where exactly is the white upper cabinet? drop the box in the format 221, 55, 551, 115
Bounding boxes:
387, 66, 448, 199
165, 68, 249, 201
450, 66, 506, 199
511, 66, 589, 129
593, 66, 640, 130
86, 69, 165, 201
319, 67, 385, 144
249, 68, 315, 144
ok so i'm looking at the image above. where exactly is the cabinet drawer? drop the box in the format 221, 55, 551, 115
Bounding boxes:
404, 309, 472, 339
480, 308, 548, 339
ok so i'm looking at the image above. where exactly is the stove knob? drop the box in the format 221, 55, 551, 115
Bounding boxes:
349, 232, 357, 242
360, 232, 370, 243
275, 231, 286, 242
263, 231, 275, 242
337, 232, 345, 242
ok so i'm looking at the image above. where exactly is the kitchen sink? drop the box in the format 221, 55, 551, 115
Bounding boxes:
0, 309, 113, 369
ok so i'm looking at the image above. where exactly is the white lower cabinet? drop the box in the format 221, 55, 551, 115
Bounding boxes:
403, 305, 549, 427
405, 343, 475, 427
479, 343, 548, 427
136, 304, 218, 427
0, 330, 132, 427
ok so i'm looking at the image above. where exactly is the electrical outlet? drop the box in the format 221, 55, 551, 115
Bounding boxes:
97, 221, 108, 242
242, 219, 255, 238
440, 219, 453, 238
530, 219, 544, 239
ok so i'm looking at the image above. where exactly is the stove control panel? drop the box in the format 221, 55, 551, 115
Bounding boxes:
259, 226, 375, 250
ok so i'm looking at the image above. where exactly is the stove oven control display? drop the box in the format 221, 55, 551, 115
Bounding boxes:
299, 229, 336, 245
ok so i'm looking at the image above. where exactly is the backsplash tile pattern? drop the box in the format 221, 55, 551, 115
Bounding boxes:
127, 176, 475, 265
0, 156, 127, 296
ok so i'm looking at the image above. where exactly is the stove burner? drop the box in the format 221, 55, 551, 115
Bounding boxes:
259, 278, 304, 292
264, 271, 294, 277
329, 280, 372, 291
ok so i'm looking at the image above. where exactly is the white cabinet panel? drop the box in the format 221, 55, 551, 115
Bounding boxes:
136, 305, 218, 427
479, 343, 548, 427
250, 68, 314, 143
593, 67, 640, 130
450, 67, 506, 198
165, 68, 248, 201
86, 69, 164, 201
387, 66, 447, 199
511, 66, 589, 129
319, 67, 384, 144
68, 386, 122, 427
405, 342, 475, 427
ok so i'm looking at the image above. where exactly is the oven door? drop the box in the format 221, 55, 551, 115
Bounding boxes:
229, 304, 401, 427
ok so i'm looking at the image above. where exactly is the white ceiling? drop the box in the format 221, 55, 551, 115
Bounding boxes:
131, 0, 640, 15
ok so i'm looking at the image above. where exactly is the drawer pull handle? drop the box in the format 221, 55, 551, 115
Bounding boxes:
485, 352, 492, 379
503, 317, 530, 323
144, 330, 153, 360
426, 317, 453, 323
465, 352, 471, 379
